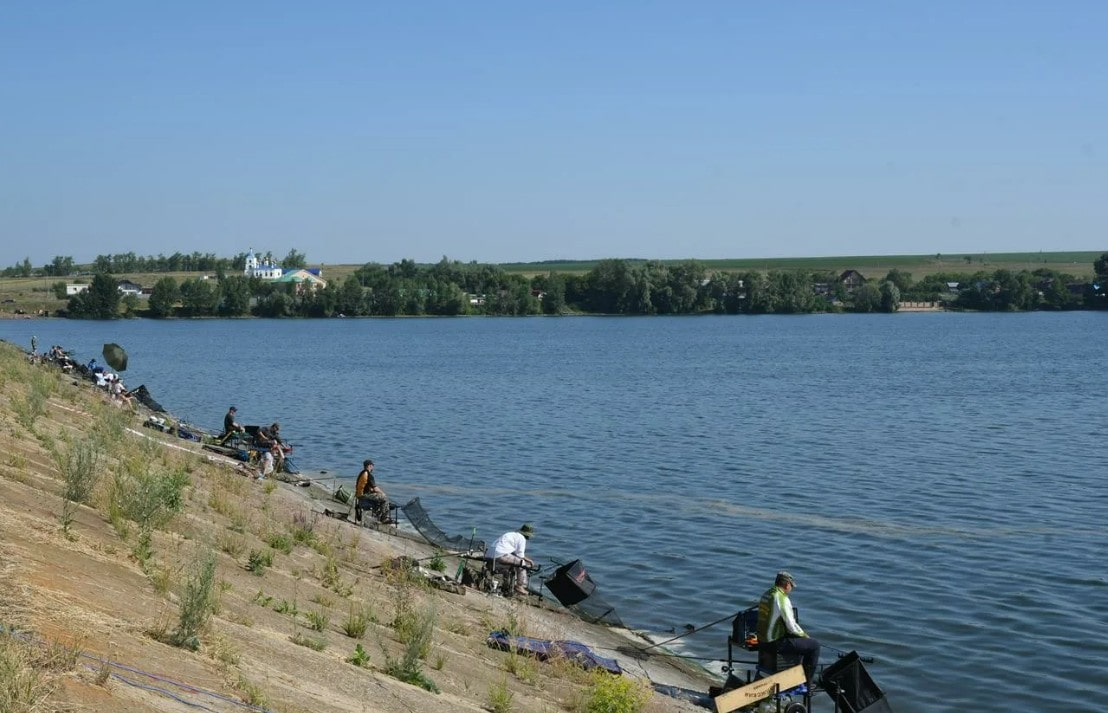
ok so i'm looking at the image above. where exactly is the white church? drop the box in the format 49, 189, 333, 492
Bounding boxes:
243, 248, 326, 291
243, 249, 284, 280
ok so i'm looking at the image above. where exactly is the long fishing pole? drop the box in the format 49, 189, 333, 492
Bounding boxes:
636, 610, 741, 652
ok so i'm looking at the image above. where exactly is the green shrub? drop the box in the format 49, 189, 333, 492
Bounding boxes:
107, 443, 189, 536
245, 549, 272, 575
171, 549, 217, 651
55, 437, 103, 536
580, 670, 651, 713
235, 674, 267, 708
266, 532, 293, 554
428, 551, 446, 572
56, 438, 102, 505
383, 603, 438, 693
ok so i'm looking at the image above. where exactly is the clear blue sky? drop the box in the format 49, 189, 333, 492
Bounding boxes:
2, 2, 1105, 267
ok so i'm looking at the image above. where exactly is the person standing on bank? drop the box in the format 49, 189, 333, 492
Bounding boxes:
354, 459, 390, 524
487, 524, 535, 596
757, 571, 821, 685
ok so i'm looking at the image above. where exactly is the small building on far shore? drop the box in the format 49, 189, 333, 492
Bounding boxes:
274, 270, 327, 293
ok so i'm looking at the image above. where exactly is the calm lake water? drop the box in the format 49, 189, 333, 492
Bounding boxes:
5, 312, 1107, 712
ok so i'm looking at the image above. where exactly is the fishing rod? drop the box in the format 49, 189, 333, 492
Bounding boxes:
635, 610, 741, 652
627, 610, 877, 664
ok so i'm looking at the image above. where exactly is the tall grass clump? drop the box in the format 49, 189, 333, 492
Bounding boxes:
91, 401, 131, 456
11, 370, 52, 430
342, 602, 374, 638
55, 437, 103, 536
304, 608, 329, 632
170, 548, 217, 651
0, 632, 55, 713
107, 440, 189, 559
289, 510, 316, 544
383, 603, 438, 693
487, 676, 514, 713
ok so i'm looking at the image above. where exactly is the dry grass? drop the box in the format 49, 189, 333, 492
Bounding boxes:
0, 340, 713, 713
0, 632, 54, 713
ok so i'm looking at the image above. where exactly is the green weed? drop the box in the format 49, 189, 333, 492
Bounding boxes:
245, 549, 272, 575
347, 643, 371, 668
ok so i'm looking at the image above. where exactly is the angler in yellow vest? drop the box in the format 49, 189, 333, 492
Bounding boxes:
757, 571, 821, 685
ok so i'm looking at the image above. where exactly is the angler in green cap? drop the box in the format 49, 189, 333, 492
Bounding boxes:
757, 571, 821, 685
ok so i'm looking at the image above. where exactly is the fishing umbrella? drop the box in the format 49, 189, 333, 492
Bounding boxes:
102, 343, 128, 372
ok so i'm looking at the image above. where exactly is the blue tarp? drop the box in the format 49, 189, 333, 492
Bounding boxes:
486, 631, 622, 675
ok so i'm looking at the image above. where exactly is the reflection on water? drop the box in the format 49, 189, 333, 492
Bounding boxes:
5, 312, 1107, 713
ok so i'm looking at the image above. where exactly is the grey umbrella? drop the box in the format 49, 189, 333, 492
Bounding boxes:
102, 343, 128, 372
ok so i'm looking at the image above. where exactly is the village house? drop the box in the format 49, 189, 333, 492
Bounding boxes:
117, 280, 143, 296
838, 269, 867, 293
274, 269, 327, 293
65, 280, 145, 296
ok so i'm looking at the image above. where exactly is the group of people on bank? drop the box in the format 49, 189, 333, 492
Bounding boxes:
220, 411, 815, 678
350, 455, 537, 595
345, 449, 814, 667
220, 405, 288, 479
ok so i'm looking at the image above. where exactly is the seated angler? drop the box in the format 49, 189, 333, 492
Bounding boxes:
111, 379, 137, 412
256, 422, 286, 471
354, 459, 390, 524
219, 406, 244, 444
756, 571, 821, 686
486, 524, 536, 596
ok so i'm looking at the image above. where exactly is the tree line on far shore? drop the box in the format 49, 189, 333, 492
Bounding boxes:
2, 249, 308, 279
54, 253, 1108, 319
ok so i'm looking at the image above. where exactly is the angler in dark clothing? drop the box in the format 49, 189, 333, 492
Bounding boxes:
219, 406, 243, 444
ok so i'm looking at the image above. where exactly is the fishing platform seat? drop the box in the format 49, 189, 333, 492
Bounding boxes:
716, 607, 808, 713
359, 500, 398, 529
729, 606, 802, 677
459, 555, 533, 595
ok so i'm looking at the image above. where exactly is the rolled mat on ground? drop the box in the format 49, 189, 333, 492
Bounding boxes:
485, 631, 622, 674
